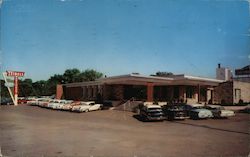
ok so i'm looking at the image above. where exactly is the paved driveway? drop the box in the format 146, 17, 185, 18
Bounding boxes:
0, 105, 249, 157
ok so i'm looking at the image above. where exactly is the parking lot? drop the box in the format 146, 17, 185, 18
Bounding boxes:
0, 104, 249, 157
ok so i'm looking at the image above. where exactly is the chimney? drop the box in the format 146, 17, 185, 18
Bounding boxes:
218, 63, 221, 68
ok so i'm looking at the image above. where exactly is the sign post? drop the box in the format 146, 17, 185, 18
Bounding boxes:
14, 76, 18, 106
3, 71, 25, 106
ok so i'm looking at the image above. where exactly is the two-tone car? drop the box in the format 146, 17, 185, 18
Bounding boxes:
185, 104, 213, 119
71, 103, 85, 112
62, 101, 82, 111
27, 97, 39, 106
205, 105, 235, 118
37, 98, 51, 108
139, 104, 165, 121
55, 100, 74, 110
47, 100, 65, 109
71, 101, 102, 112
80, 101, 102, 112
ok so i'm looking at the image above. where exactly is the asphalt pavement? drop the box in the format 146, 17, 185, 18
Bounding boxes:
0, 104, 249, 157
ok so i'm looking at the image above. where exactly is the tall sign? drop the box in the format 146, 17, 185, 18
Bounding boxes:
2, 71, 25, 106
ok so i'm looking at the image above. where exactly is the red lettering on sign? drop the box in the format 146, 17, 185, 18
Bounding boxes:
6, 71, 25, 77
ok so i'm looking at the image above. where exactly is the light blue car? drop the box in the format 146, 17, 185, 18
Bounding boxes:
185, 104, 213, 119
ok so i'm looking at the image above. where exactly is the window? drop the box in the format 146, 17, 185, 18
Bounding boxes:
186, 86, 194, 98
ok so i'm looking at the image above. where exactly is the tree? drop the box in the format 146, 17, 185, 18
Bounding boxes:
0, 68, 104, 98
0, 80, 10, 98
32, 80, 48, 96
79, 69, 103, 81
63, 68, 81, 83
47, 74, 64, 95
45, 68, 103, 95
19, 79, 35, 97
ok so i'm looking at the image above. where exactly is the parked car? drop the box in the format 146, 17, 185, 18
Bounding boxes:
162, 104, 189, 120
18, 97, 28, 104
27, 97, 39, 106
81, 101, 102, 112
37, 98, 52, 108
56, 100, 73, 110
52, 100, 69, 110
72, 101, 102, 112
139, 104, 165, 121
62, 101, 82, 111
205, 105, 235, 118
185, 104, 213, 119
47, 99, 65, 109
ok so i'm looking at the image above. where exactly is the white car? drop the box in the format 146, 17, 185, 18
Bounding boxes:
47, 100, 65, 109
56, 100, 73, 110
79, 102, 102, 112
185, 104, 213, 119
62, 101, 82, 111
37, 98, 51, 107
72, 101, 102, 112
71, 102, 89, 112
27, 98, 39, 106
52, 100, 69, 110
205, 105, 235, 118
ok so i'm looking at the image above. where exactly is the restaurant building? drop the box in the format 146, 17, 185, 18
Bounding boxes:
56, 73, 224, 104
56, 64, 250, 105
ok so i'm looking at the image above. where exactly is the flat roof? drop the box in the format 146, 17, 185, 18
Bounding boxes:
64, 73, 224, 87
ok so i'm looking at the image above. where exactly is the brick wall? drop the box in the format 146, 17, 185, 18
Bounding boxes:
214, 81, 233, 104
56, 84, 63, 99
214, 81, 250, 104
103, 85, 124, 100
113, 85, 124, 100
103, 85, 112, 100
82, 86, 87, 100
233, 81, 250, 103
64, 87, 83, 100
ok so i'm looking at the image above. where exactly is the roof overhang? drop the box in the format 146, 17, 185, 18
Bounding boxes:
63, 74, 224, 87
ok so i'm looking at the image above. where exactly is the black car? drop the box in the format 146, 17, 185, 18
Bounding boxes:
162, 104, 189, 121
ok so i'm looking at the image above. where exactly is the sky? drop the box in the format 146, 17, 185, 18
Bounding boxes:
1, 0, 250, 81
